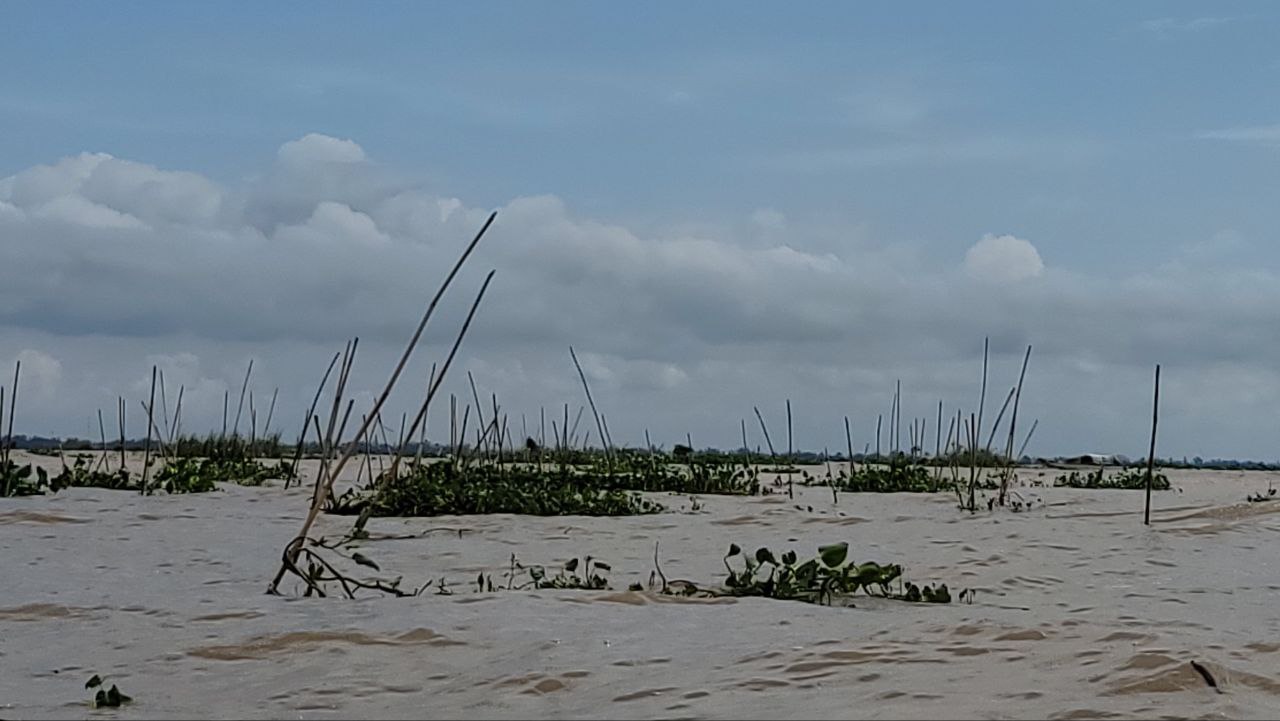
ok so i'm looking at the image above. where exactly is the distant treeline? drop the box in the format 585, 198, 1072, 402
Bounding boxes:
7, 434, 1280, 471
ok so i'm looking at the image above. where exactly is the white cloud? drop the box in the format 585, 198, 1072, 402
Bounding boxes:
276, 133, 367, 166
31, 194, 147, 229
3, 134, 1280, 458
963, 234, 1045, 283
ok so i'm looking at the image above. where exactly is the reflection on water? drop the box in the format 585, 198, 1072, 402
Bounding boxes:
3, 452, 1280, 719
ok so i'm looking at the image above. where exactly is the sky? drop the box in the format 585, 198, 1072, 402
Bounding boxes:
2, 2, 1280, 459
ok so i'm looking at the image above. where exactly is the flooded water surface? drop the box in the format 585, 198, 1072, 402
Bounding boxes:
3, 453, 1280, 719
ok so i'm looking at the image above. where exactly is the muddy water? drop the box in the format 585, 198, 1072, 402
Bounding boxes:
3, 452, 1280, 719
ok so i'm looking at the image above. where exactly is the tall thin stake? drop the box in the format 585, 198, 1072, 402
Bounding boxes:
1144, 364, 1161, 526
271, 211, 496, 594
118, 397, 126, 472
569, 346, 611, 469
141, 366, 157, 494
753, 406, 777, 459
844, 415, 854, 474
3, 360, 18, 466
786, 399, 793, 459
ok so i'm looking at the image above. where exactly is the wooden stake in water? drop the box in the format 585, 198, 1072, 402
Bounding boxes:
116, 396, 127, 472
844, 415, 854, 474
3, 360, 18, 467
1144, 364, 1161, 526
786, 399, 793, 459
141, 366, 156, 494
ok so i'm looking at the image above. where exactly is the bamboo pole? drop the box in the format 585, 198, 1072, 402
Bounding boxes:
3, 360, 18, 466
844, 415, 854, 475
232, 359, 254, 438
1144, 365, 1161, 526
270, 211, 496, 593
141, 366, 157, 494
570, 346, 611, 468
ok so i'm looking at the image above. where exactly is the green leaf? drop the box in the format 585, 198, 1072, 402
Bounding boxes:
594, 561, 611, 571
781, 550, 798, 566
529, 566, 546, 581
818, 542, 848, 568
85, 674, 102, 689
726, 543, 741, 557
755, 548, 777, 566
564, 558, 579, 573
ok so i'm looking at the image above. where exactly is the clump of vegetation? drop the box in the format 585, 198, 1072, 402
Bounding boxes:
44, 454, 291, 494
330, 462, 664, 518
150, 458, 221, 494
1248, 484, 1277, 503
595, 452, 760, 495
717, 542, 952, 604
0, 458, 49, 496
649, 541, 958, 607
818, 462, 952, 493
86, 674, 132, 708
49, 456, 135, 491
476, 555, 613, 592
1054, 467, 1170, 490
154, 456, 292, 490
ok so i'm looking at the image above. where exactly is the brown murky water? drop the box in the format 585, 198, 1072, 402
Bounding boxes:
3, 451, 1280, 719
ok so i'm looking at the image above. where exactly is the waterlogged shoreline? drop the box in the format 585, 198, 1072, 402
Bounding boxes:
3, 452, 1280, 719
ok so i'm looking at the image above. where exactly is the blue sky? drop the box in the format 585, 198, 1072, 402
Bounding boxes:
3, 2, 1280, 458
6, 2, 1279, 269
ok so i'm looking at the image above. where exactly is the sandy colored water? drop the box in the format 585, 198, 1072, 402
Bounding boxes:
3, 451, 1280, 719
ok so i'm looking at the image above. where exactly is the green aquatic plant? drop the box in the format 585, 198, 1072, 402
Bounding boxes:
513, 555, 612, 590
151, 458, 220, 494
804, 462, 954, 494
46, 454, 291, 494
85, 674, 132, 708
1247, 484, 1277, 503
1054, 467, 1170, 490
650, 541, 955, 607
0, 458, 49, 496
331, 462, 665, 518
49, 456, 135, 492
145, 457, 294, 494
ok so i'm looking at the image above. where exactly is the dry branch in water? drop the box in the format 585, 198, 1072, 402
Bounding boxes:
267, 211, 497, 596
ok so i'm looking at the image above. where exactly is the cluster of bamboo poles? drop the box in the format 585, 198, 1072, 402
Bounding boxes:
267, 211, 498, 594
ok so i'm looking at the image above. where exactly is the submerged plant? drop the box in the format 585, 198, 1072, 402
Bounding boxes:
1054, 467, 1170, 490
331, 462, 664, 518
814, 462, 951, 494
85, 674, 132, 708
48, 455, 135, 492
151, 456, 292, 492
650, 541, 956, 607
514, 555, 612, 590
0, 458, 49, 496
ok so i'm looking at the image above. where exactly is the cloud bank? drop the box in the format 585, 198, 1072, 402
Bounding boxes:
2, 135, 1278, 458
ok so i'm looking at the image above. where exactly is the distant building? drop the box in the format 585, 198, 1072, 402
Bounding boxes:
1064, 453, 1130, 465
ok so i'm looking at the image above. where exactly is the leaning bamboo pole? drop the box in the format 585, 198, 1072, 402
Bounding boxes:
268, 211, 496, 594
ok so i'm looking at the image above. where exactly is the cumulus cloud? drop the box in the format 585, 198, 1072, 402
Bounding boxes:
277, 133, 367, 166
963, 234, 1045, 283
1, 134, 1279, 458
